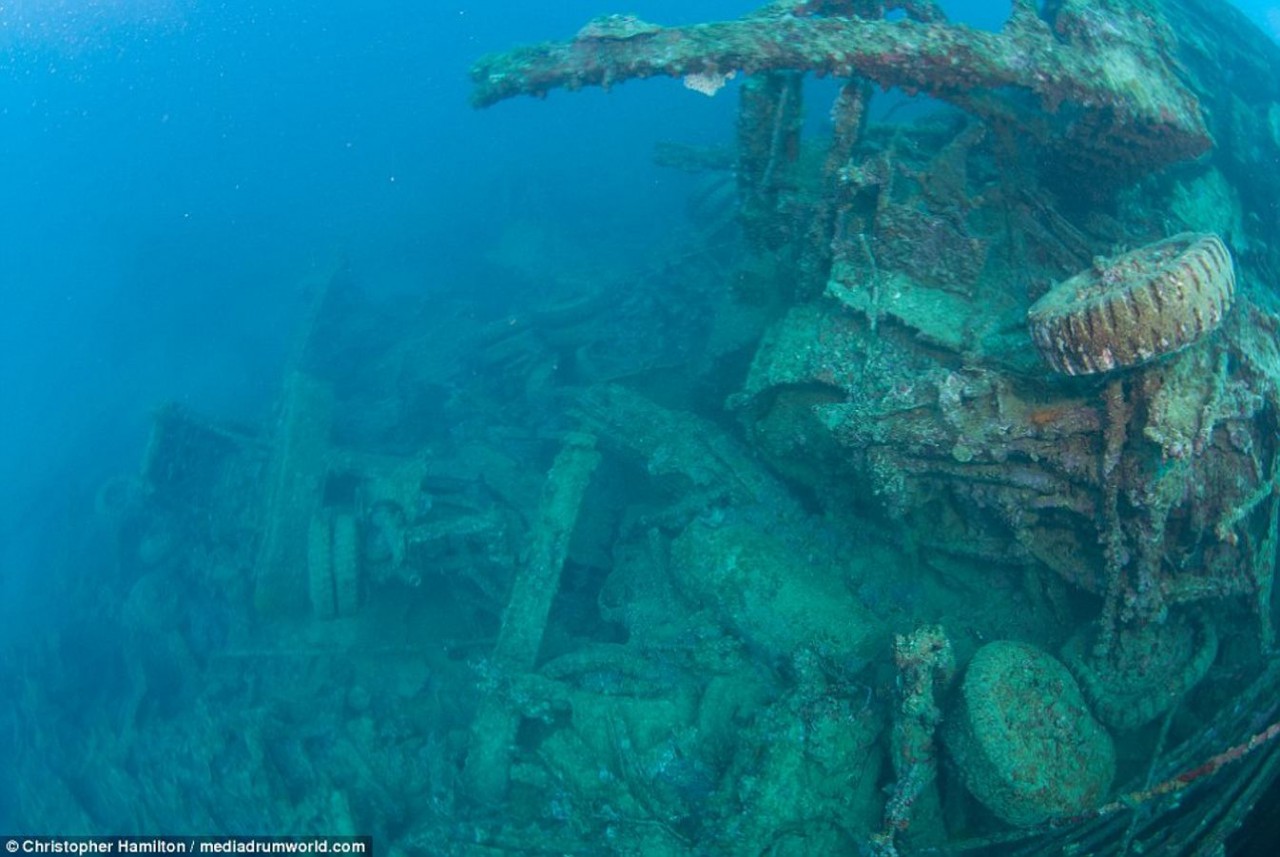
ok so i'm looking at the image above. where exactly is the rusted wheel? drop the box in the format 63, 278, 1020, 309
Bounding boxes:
1028, 233, 1234, 375
944, 641, 1115, 827
331, 512, 361, 617
1062, 611, 1218, 731
308, 511, 361, 620
307, 513, 337, 620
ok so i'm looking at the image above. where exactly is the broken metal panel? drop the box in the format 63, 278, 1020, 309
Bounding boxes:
253, 371, 335, 618
464, 432, 602, 804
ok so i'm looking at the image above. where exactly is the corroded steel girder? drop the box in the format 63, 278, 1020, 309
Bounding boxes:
470, 0, 1212, 180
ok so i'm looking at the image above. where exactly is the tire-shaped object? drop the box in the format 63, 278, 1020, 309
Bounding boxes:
1062, 611, 1218, 732
1028, 233, 1234, 375
331, 512, 361, 617
307, 513, 337, 620
944, 641, 1115, 827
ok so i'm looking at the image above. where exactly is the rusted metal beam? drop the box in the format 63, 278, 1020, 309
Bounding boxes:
470, 0, 1211, 181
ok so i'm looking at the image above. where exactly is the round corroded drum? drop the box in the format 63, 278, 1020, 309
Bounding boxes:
1028, 233, 1235, 375
944, 641, 1115, 827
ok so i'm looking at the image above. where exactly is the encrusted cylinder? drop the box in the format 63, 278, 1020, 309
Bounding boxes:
944, 641, 1115, 827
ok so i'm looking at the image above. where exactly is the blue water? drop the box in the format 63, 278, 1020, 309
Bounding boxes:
0, 3, 749, 624
4, 0, 1276, 628
2, 0, 1279, 841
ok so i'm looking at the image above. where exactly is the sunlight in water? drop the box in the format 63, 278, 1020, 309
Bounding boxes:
0, 0, 189, 53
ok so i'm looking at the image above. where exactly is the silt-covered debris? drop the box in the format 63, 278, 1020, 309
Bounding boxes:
9, 1, 1280, 855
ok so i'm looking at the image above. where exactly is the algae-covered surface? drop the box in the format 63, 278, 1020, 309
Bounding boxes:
7, 1, 1280, 855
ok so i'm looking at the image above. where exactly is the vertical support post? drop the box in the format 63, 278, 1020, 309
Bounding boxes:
737, 71, 804, 254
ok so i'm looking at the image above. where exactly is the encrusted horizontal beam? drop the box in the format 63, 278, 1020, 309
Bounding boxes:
470, 1, 1211, 179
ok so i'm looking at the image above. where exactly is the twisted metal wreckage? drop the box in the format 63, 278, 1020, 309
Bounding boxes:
12, 0, 1280, 854
461, 0, 1280, 852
